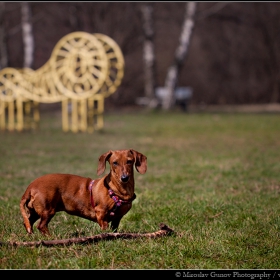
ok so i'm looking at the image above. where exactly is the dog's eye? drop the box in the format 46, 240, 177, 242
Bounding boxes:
113, 161, 118, 166
127, 160, 133, 165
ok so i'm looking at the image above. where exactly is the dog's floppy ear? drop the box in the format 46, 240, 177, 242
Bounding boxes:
97, 150, 112, 176
130, 149, 147, 174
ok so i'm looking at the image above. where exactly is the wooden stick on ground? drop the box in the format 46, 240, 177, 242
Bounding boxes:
0, 223, 174, 247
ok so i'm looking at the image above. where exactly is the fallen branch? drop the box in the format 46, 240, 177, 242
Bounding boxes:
0, 223, 174, 247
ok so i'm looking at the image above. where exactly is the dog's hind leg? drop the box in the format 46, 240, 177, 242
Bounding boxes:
28, 209, 40, 232
36, 211, 55, 236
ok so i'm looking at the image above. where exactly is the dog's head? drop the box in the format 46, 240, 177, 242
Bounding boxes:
97, 149, 147, 183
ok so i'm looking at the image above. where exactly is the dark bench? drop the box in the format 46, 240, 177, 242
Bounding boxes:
155, 87, 193, 111
136, 87, 193, 111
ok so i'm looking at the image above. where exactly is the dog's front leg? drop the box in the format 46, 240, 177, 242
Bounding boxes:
95, 210, 109, 230
110, 218, 121, 232
99, 220, 109, 230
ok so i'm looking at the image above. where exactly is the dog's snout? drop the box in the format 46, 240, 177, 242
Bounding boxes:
121, 174, 129, 183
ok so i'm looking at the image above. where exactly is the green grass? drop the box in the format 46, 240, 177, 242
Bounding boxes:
0, 109, 280, 269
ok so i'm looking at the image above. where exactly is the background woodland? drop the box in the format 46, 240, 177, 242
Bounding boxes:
1, 2, 280, 109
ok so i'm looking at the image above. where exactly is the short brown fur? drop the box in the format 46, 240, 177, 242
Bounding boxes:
20, 149, 147, 235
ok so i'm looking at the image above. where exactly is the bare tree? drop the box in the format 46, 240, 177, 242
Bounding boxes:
254, 3, 280, 103
162, 2, 197, 110
0, 2, 8, 69
21, 2, 34, 68
2, 2, 279, 106
140, 3, 157, 108
196, 2, 228, 20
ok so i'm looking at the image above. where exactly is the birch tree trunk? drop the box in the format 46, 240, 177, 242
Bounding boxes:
141, 3, 157, 108
162, 2, 197, 110
21, 2, 34, 69
0, 2, 8, 69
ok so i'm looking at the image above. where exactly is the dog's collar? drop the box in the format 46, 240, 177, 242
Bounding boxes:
89, 180, 95, 208
88, 180, 136, 215
108, 188, 136, 216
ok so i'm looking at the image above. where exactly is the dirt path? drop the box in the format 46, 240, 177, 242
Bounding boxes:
189, 103, 280, 113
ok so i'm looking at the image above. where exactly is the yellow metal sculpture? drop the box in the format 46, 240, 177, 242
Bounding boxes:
0, 32, 124, 133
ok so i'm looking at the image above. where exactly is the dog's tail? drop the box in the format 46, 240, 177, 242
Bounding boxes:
19, 190, 33, 234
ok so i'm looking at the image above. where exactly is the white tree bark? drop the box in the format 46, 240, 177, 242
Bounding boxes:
21, 2, 34, 69
141, 3, 157, 108
162, 2, 197, 110
0, 2, 8, 69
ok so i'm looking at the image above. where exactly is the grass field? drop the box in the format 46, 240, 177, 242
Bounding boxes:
0, 109, 280, 269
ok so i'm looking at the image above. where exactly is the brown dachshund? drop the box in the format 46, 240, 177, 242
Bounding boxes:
20, 149, 147, 236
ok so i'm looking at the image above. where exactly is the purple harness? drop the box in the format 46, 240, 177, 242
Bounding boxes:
108, 189, 131, 216
89, 180, 136, 216
89, 180, 95, 209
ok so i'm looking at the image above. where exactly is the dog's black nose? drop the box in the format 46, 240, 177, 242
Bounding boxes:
121, 175, 129, 183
